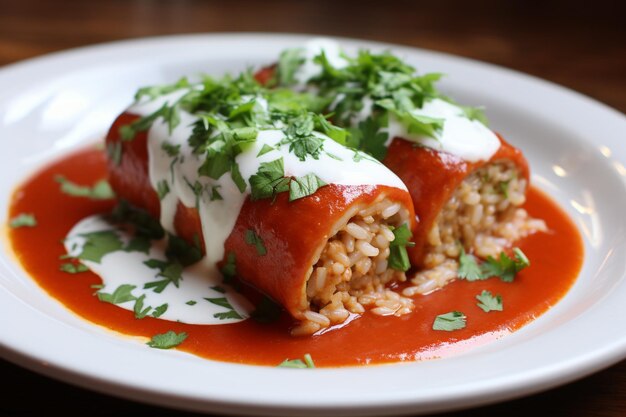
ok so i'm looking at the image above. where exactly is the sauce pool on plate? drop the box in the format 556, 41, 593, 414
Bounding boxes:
7, 146, 583, 367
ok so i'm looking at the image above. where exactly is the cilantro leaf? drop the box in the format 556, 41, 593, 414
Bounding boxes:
186, 300, 197, 306
210, 185, 223, 201
56, 176, 115, 200
143, 259, 183, 293
460, 105, 489, 126
214, 310, 243, 320
9, 213, 37, 228
59, 262, 89, 274
221, 252, 237, 285
278, 47, 305, 86
249, 158, 290, 201
152, 303, 169, 318
458, 247, 482, 281
432, 311, 466, 331
205, 297, 243, 320
289, 173, 327, 201
257, 144, 275, 156
231, 162, 247, 193
134, 77, 190, 101
119, 103, 169, 141
156, 180, 170, 200
244, 229, 267, 256
110, 200, 165, 240
476, 290, 503, 312
348, 115, 389, 160
204, 297, 233, 309
278, 353, 315, 368
211, 285, 226, 293
97, 284, 137, 305
133, 294, 152, 319
280, 113, 324, 161
124, 236, 151, 254
146, 330, 187, 349
77, 230, 124, 263
388, 224, 415, 272
161, 141, 181, 157
166, 234, 203, 267
481, 248, 530, 282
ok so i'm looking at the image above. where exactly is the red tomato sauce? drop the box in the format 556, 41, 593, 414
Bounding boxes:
7, 147, 584, 367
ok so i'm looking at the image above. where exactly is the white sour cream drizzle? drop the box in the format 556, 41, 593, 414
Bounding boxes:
295, 39, 501, 163
64, 215, 252, 324
129, 92, 406, 279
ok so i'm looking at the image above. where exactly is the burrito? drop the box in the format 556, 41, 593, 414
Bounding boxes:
261, 39, 546, 293
105, 73, 418, 335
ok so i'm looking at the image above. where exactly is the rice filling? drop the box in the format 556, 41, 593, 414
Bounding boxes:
404, 162, 546, 296
292, 196, 414, 336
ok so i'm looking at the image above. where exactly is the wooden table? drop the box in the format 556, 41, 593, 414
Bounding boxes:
1, 1, 624, 416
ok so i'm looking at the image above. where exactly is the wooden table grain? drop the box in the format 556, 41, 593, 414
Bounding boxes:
1, 1, 624, 416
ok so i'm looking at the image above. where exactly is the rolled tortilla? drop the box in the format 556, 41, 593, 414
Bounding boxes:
106, 111, 418, 335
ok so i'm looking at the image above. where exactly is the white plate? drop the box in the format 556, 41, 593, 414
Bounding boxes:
1, 34, 625, 416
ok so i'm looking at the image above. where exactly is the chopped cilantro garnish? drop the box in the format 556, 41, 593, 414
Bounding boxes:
134, 77, 190, 102
257, 143, 275, 157
209, 185, 223, 201
156, 180, 170, 200
388, 224, 415, 272
152, 303, 169, 318
9, 213, 37, 228
76, 230, 124, 263
278, 353, 315, 368
460, 105, 489, 126
205, 297, 243, 320
280, 113, 324, 161
249, 158, 326, 202
289, 173, 327, 201
56, 176, 115, 200
432, 311, 466, 331
481, 248, 530, 283
458, 247, 482, 281
204, 297, 233, 309
146, 330, 187, 349
110, 200, 165, 240
221, 251, 237, 284
277, 47, 305, 86
476, 290, 503, 312
244, 229, 267, 256
166, 234, 202, 267
133, 294, 152, 319
348, 115, 389, 161
211, 285, 226, 294
133, 296, 167, 320
214, 310, 243, 320
97, 284, 137, 305
458, 247, 530, 283
120, 102, 181, 141
186, 300, 197, 306
161, 141, 181, 157
143, 259, 183, 293
59, 262, 89, 274
124, 235, 151, 254
249, 158, 290, 201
